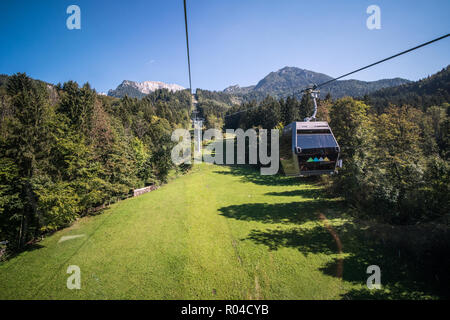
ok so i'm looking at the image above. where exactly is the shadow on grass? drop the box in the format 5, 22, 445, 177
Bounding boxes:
214, 156, 449, 299
2, 243, 45, 262
265, 189, 334, 199
246, 226, 337, 254
214, 165, 319, 187
218, 200, 344, 225
243, 218, 444, 299
341, 285, 436, 300
216, 176, 448, 299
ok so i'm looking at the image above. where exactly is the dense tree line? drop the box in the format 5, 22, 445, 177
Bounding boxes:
195, 89, 239, 129
224, 93, 332, 130
196, 89, 237, 106
0, 73, 192, 250
330, 99, 449, 224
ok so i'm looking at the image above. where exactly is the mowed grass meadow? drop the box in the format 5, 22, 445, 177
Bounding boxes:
0, 159, 440, 299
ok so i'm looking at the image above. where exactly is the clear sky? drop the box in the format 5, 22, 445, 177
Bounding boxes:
1, 0, 449, 93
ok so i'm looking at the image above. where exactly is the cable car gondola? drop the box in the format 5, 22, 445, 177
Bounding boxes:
280, 88, 342, 176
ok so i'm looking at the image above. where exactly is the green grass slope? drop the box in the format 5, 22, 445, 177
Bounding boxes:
0, 163, 440, 299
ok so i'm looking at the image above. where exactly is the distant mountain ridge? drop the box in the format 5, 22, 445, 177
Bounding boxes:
107, 67, 411, 100
223, 84, 255, 94
224, 66, 411, 100
108, 80, 184, 98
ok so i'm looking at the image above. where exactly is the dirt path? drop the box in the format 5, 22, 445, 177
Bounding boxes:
318, 212, 343, 279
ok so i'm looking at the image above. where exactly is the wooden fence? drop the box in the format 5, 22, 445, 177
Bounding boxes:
133, 185, 159, 197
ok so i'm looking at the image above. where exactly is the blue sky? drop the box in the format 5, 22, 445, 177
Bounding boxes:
1, 0, 449, 93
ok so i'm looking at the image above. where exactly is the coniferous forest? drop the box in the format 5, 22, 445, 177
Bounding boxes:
0, 73, 192, 250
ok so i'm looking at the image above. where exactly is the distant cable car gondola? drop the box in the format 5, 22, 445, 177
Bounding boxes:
280, 88, 342, 176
